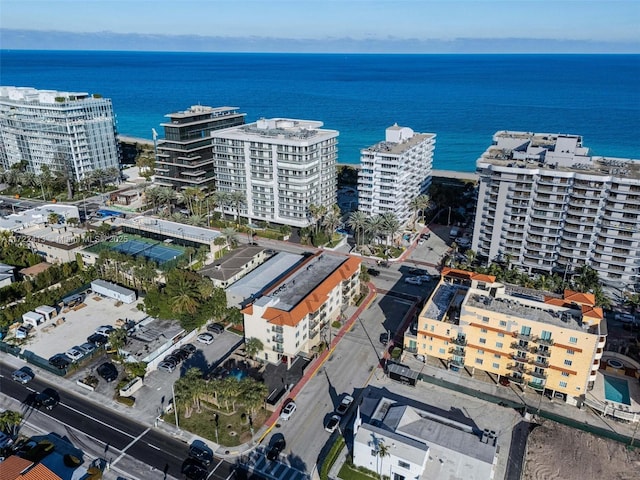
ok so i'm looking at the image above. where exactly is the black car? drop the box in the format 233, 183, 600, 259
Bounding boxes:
266, 434, 286, 461
97, 362, 118, 382
173, 349, 190, 362
368, 268, 380, 277
87, 333, 108, 346
163, 354, 181, 365
379, 332, 390, 345
189, 443, 214, 467
48, 354, 70, 370
180, 343, 197, 357
408, 267, 424, 275
35, 388, 59, 410
182, 459, 208, 480
207, 323, 225, 334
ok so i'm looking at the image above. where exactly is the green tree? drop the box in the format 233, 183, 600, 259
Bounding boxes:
0, 409, 23, 436
348, 211, 367, 247
244, 337, 264, 364
239, 377, 268, 415
225, 307, 244, 328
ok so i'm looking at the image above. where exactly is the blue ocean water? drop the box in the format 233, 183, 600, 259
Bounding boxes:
1, 51, 638, 171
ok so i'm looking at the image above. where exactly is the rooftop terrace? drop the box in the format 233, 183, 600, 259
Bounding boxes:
363, 132, 435, 156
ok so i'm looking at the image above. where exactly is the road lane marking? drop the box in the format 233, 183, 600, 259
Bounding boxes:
112, 426, 151, 466
207, 459, 225, 479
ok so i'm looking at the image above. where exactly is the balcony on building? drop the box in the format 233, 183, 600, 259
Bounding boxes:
510, 341, 530, 353
271, 325, 284, 334
273, 345, 284, 353
529, 357, 550, 368
530, 346, 551, 358
506, 374, 525, 385
447, 357, 465, 368
272, 334, 284, 344
507, 363, 528, 373
450, 336, 467, 346
448, 347, 466, 356
528, 369, 547, 380
527, 381, 546, 391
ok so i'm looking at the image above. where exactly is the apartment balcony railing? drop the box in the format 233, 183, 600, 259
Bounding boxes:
510, 342, 530, 353
527, 381, 546, 391
530, 347, 551, 358
506, 374, 525, 385
272, 335, 284, 344
448, 347, 466, 357
529, 358, 550, 368
448, 358, 465, 368
404, 330, 417, 340
507, 363, 528, 373
528, 370, 548, 380
532, 336, 554, 346
271, 326, 284, 334
512, 332, 532, 341
273, 345, 284, 353
450, 337, 467, 346
405, 345, 418, 354
309, 329, 319, 339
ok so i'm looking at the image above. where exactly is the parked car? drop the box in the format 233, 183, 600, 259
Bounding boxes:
325, 414, 341, 433
163, 353, 181, 365
379, 332, 390, 345
48, 354, 70, 370
65, 347, 85, 362
97, 362, 118, 382
0, 431, 14, 449
78, 342, 97, 355
173, 349, 190, 362
95, 325, 115, 336
12, 366, 34, 384
189, 443, 214, 467
34, 388, 60, 410
182, 459, 208, 480
368, 268, 380, 277
616, 313, 636, 324
15, 325, 32, 340
280, 400, 297, 421
87, 333, 108, 346
499, 377, 511, 387
266, 434, 286, 461
417, 239, 425, 245
207, 323, 225, 334
408, 268, 424, 275
335, 394, 354, 416
197, 333, 215, 345
157, 361, 176, 373
180, 343, 197, 357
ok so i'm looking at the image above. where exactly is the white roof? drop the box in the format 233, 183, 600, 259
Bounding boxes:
0, 204, 80, 232
22, 311, 43, 321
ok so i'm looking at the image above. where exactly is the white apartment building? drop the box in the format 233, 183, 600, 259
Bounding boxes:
0, 86, 120, 181
241, 253, 360, 367
211, 118, 338, 228
358, 125, 435, 226
472, 131, 640, 292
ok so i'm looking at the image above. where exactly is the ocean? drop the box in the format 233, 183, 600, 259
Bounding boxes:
1, 51, 638, 171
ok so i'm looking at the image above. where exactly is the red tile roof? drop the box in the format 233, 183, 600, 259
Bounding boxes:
441, 267, 496, 283
0, 456, 33, 480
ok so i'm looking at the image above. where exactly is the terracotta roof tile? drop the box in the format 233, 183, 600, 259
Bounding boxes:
19, 464, 61, 480
442, 267, 496, 283
0, 456, 33, 480
563, 289, 596, 306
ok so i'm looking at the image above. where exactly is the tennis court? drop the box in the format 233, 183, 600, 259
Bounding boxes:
112, 239, 184, 265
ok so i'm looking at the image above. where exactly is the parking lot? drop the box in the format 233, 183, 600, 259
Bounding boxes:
24, 294, 148, 361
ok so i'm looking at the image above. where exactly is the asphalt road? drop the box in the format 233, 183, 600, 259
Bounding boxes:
0, 361, 236, 480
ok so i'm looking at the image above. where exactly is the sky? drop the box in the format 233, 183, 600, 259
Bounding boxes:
2, 0, 639, 52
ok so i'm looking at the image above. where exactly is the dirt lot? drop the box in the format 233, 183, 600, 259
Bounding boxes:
523, 420, 640, 480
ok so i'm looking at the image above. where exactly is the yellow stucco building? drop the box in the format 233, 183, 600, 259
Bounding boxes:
404, 268, 607, 405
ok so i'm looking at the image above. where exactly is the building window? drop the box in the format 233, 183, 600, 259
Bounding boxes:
564, 359, 572, 366
567, 349, 575, 355
496, 342, 503, 348
559, 381, 568, 388
429, 325, 434, 332
494, 353, 500, 358
497, 332, 504, 337
480, 328, 488, 333
479, 338, 486, 344
439, 348, 445, 354
398, 460, 410, 469
562, 372, 570, 377
492, 362, 500, 369
482, 316, 490, 323
569, 337, 578, 344
477, 349, 484, 355
499, 320, 507, 327
475, 358, 483, 365
394, 474, 405, 480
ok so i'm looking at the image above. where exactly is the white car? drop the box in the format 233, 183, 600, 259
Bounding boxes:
78, 342, 97, 355
280, 400, 297, 421
197, 333, 215, 345
325, 414, 341, 433
65, 347, 85, 362
336, 394, 354, 415
95, 325, 115, 336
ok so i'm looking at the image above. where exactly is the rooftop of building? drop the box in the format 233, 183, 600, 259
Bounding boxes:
124, 317, 184, 363
226, 252, 305, 305
214, 118, 338, 142
17, 223, 85, 247
255, 253, 348, 312
19, 262, 53, 277
118, 216, 221, 243
164, 105, 243, 120
478, 130, 640, 180
199, 245, 266, 281
362, 125, 435, 156
0, 204, 80, 232
0, 86, 107, 105
361, 396, 496, 466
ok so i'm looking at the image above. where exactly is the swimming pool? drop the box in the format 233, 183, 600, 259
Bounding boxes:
229, 368, 248, 380
603, 375, 631, 405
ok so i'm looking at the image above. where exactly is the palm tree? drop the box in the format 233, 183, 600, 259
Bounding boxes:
156, 187, 177, 214
0, 410, 23, 437
365, 214, 385, 245
239, 378, 268, 416
380, 211, 400, 247
244, 337, 264, 365
221, 227, 238, 248
375, 440, 390, 480
323, 211, 341, 238
211, 191, 229, 218
167, 273, 201, 315
415, 194, 431, 225
47, 213, 60, 225
228, 191, 246, 224
348, 211, 367, 247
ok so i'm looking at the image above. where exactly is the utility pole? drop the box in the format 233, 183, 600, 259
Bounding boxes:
171, 384, 179, 428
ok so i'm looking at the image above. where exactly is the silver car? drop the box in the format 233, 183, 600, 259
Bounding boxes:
12, 367, 34, 384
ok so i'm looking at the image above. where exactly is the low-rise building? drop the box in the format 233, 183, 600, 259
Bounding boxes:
0, 262, 15, 288
353, 392, 497, 480
199, 245, 269, 288
242, 253, 361, 366
404, 268, 607, 404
